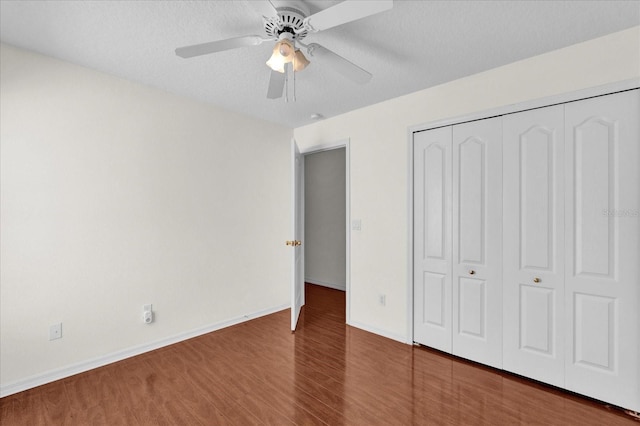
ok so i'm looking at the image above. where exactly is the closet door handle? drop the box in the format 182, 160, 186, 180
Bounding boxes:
533, 277, 541, 283
469, 270, 476, 275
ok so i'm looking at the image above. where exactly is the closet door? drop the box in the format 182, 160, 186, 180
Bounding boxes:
413, 127, 453, 352
451, 118, 503, 368
502, 105, 565, 387
564, 89, 639, 411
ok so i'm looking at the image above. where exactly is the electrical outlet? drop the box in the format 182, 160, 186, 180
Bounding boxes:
49, 323, 62, 340
143, 304, 153, 324
379, 294, 386, 306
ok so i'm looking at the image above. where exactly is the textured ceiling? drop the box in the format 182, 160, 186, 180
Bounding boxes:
1, 0, 639, 128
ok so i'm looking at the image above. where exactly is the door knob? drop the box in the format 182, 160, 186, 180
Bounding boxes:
533, 277, 541, 283
469, 270, 476, 275
286, 240, 302, 246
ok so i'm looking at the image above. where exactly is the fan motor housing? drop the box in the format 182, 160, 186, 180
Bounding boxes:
264, 1, 310, 40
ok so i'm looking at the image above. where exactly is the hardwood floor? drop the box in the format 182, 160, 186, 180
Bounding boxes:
1, 283, 636, 425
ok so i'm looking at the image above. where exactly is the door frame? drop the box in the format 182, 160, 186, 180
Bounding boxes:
406, 78, 640, 344
298, 139, 351, 324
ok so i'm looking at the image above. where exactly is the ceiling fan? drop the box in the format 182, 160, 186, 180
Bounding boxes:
175, 0, 393, 100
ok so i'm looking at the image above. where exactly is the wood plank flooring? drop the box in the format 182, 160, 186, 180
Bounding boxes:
1, 283, 637, 425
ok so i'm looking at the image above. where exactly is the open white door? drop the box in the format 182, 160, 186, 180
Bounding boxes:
290, 139, 304, 331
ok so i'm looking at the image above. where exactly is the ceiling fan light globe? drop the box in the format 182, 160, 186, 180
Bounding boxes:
293, 49, 310, 72
267, 42, 289, 72
266, 55, 286, 73
278, 39, 295, 63
279, 44, 292, 57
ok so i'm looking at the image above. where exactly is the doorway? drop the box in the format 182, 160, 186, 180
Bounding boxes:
298, 140, 350, 324
304, 147, 346, 290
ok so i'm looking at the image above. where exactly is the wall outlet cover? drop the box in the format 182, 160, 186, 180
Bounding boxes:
49, 323, 62, 340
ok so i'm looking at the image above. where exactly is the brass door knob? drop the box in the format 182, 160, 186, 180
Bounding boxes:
469, 270, 476, 275
533, 277, 541, 283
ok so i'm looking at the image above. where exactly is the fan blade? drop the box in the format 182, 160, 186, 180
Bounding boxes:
306, 43, 372, 85
303, 0, 393, 32
267, 69, 285, 99
176, 35, 264, 58
247, 0, 279, 20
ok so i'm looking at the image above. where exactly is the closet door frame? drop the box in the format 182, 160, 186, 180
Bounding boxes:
407, 79, 639, 343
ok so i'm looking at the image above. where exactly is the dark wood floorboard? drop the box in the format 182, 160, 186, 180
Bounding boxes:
1, 283, 637, 425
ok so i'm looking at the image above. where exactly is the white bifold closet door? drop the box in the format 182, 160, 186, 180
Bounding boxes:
413, 117, 503, 367
413, 126, 453, 353
451, 118, 503, 368
502, 105, 566, 388
563, 90, 639, 412
415, 89, 639, 412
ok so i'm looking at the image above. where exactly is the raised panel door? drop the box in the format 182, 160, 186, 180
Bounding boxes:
564, 89, 639, 411
452, 118, 503, 368
291, 139, 304, 331
503, 105, 565, 387
413, 127, 453, 352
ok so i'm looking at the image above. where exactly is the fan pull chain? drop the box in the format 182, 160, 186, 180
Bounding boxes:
293, 65, 296, 102
284, 65, 289, 103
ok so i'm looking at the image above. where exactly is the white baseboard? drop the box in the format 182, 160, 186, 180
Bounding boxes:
347, 320, 408, 344
305, 277, 346, 291
0, 303, 289, 398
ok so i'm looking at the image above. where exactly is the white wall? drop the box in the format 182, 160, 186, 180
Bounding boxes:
2, 24, 639, 393
293, 26, 640, 342
304, 148, 346, 290
0, 44, 292, 393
